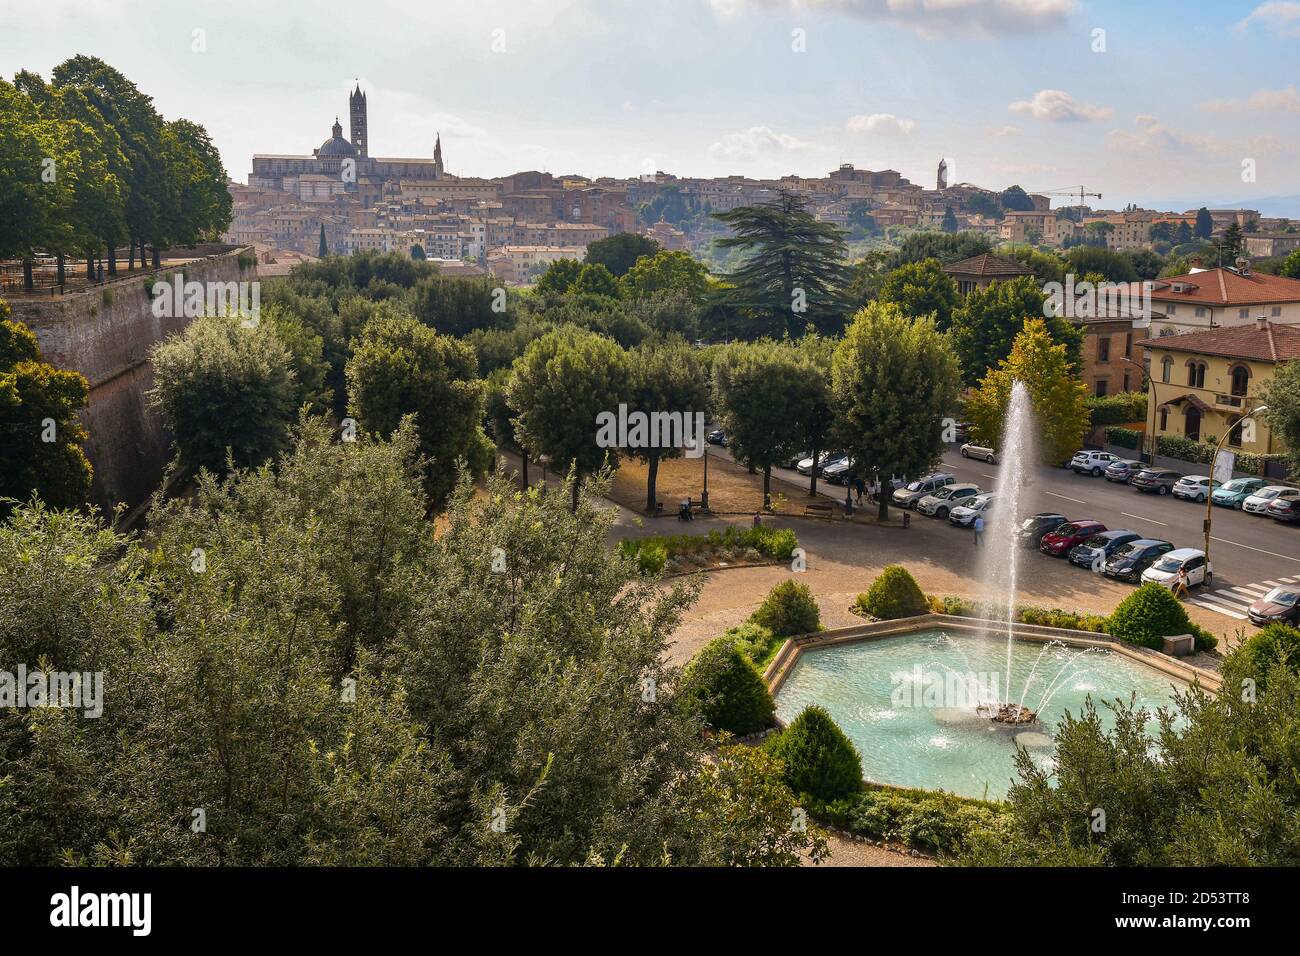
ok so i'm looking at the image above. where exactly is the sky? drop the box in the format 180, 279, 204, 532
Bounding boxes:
3, 0, 1299, 213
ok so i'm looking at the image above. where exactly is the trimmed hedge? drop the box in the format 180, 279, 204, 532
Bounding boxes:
1108, 583, 1216, 651
678, 636, 776, 736
751, 579, 820, 637
1231, 621, 1300, 689
1087, 391, 1148, 426
617, 524, 798, 573
1105, 426, 1141, 450
810, 785, 1007, 856
857, 565, 928, 620
764, 705, 862, 802
724, 621, 783, 670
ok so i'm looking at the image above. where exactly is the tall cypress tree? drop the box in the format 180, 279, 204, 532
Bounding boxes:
318, 222, 328, 258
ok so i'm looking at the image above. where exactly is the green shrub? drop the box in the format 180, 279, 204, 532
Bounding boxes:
857, 565, 928, 620
751, 579, 820, 637
725, 621, 782, 670
1106, 583, 1198, 649
615, 525, 798, 569
1156, 434, 1212, 464
678, 636, 776, 736
927, 594, 973, 615
819, 788, 1005, 856
765, 705, 862, 802
1105, 426, 1141, 449
1231, 622, 1300, 689
1018, 605, 1108, 633
1088, 392, 1147, 426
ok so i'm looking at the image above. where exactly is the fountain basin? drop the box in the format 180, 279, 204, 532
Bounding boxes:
767, 616, 1218, 801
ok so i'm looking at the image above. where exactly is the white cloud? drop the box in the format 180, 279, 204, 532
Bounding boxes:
1236, 2, 1300, 37
1009, 89, 1112, 122
1200, 85, 1300, 113
706, 126, 816, 162
707, 0, 1075, 36
1106, 113, 1287, 160
846, 112, 916, 135
990, 124, 1022, 137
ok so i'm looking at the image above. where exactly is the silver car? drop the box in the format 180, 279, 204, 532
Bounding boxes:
916, 483, 981, 519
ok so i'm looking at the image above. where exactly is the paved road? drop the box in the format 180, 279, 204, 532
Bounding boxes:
707, 440, 1300, 623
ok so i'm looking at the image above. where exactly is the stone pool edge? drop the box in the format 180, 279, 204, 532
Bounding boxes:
763, 614, 1223, 702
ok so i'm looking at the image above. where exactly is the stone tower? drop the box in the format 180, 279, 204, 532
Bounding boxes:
349, 83, 368, 158
433, 132, 444, 178
937, 158, 948, 191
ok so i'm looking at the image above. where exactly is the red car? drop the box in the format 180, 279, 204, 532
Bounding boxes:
1039, 520, 1107, 557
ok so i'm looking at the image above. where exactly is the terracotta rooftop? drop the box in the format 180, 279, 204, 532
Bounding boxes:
1123, 267, 1300, 306
942, 253, 1034, 278
1140, 321, 1300, 363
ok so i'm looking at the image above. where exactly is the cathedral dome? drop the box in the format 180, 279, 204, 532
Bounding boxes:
317, 117, 357, 158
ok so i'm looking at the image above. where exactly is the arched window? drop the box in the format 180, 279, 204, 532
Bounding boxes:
1161, 356, 1173, 384
1185, 360, 1206, 388
1185, 406, 1202, 442
1230, 364, 1250, 397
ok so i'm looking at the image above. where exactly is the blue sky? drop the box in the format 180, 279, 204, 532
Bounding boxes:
3, 0, 1298, 211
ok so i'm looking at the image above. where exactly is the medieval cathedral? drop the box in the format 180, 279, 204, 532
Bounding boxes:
249, 84, 446, 196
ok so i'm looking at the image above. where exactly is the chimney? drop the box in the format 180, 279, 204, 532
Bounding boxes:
1257, 315, 1268, 331
1190, 256, 1204, 269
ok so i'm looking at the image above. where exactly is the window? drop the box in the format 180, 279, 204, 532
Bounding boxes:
1123, 370, 1131, 391
1125, 332, 1133, 357
1240, 308, 1251, 319
1185, 360, 1206, 388
1159, 406, 1169, 430
1098, 337, 1110, 362
1195, 307, 1207, 318
1095, 379, 1108, 397
1162, 356, 1173, 383
1185, 406, 1202, 442
1273, 306, 1283, 317
1168, 304, 1177, 315
1230, 365, 1250, 397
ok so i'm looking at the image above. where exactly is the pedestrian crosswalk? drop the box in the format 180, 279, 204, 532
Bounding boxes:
1188, 575, 1300, 620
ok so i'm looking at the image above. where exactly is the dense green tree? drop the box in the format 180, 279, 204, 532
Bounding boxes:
1194, 206, 1214, 239
965, 317, 1091, 465
713, 190, 851, 335
1064, 245, 1139, 283
0, 305, 92, 513
1262, 360, 1300, 481
764, 705, 862, 802
534, 257, 585, 295
711, 339, 816, 507
318, 223, 328, 258
627, 339, 709, 511
346, 312, 489, 506
999, 185, 1037, 212
411, 274, 509, 336
830, 302, 962, 519
570, 261, 622, 298
621, 250, 711, 301
584, 232, 660, 277
949, 276, 1081, 385
160, 118, 232, 246
1279, 249, 1300, 279
508, 327, 630, 510
1220, 221, 1244, 262
148, 313, 298, 474
877, 258, 960, 330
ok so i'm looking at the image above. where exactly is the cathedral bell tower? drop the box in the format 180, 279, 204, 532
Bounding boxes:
349, 83, 368, 158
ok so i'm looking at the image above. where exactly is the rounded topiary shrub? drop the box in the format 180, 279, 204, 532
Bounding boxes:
750, 579, 820, 637
765, 705, 862, 802
725, 621, 780, 668
1231, 621, 1300, 689
856, 565, 928, 620
1106, 582, 1197, 649
678, 636, 776, 736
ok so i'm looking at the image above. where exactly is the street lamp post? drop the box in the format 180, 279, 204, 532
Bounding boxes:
700, 450, 709, 511
1203, 404, 1267, 572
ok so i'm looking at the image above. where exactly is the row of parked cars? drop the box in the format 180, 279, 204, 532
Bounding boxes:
1068, 450, 1300, 523
883, 470, 1300, 623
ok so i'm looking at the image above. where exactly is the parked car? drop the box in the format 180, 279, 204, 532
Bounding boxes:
1070, 450, 1118, 476
1103, 539, 1176, 583
1212, 476, 1268, 509
781, 450, 808, 469
796, 452, 834, 476
1171, 475, 1213, 503
1015, 513, 1068, 548
960, 442, 997, 463
1141, 547, 1212, 589
952, 421, 973, 443
1131, 468, 1181, 495
1243, 485, 1299, 515
1104, 459, 1144, 484
916, 482, 981, 519
821, 456, 857, 484
1040, 520, 1108, 557
1268, 491, 1300, 524
892, 473, 956, 509
1248, 585, 1300, 626
706, 428, 727, 447
1068, 529, 1143, 569
949, 493, 996, 527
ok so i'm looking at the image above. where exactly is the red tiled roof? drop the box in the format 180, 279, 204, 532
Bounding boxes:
942, 253, 1034, 278
1125, 267, 1300, 307
1140, 321, 1300, 363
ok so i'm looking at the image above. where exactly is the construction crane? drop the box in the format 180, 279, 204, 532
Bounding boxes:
1031, 185, 1102, 217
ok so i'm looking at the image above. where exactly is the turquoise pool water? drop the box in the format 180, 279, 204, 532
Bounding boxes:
773, 628, 1183, 800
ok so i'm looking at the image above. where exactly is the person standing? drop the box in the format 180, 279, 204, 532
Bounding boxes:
973, 514, 985, 546
1173, 565, 1189, 598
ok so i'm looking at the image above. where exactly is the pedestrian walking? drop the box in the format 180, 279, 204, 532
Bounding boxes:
854, 478, 864, 505
1173, 565, 1189, 599
973, 514, 985, 546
